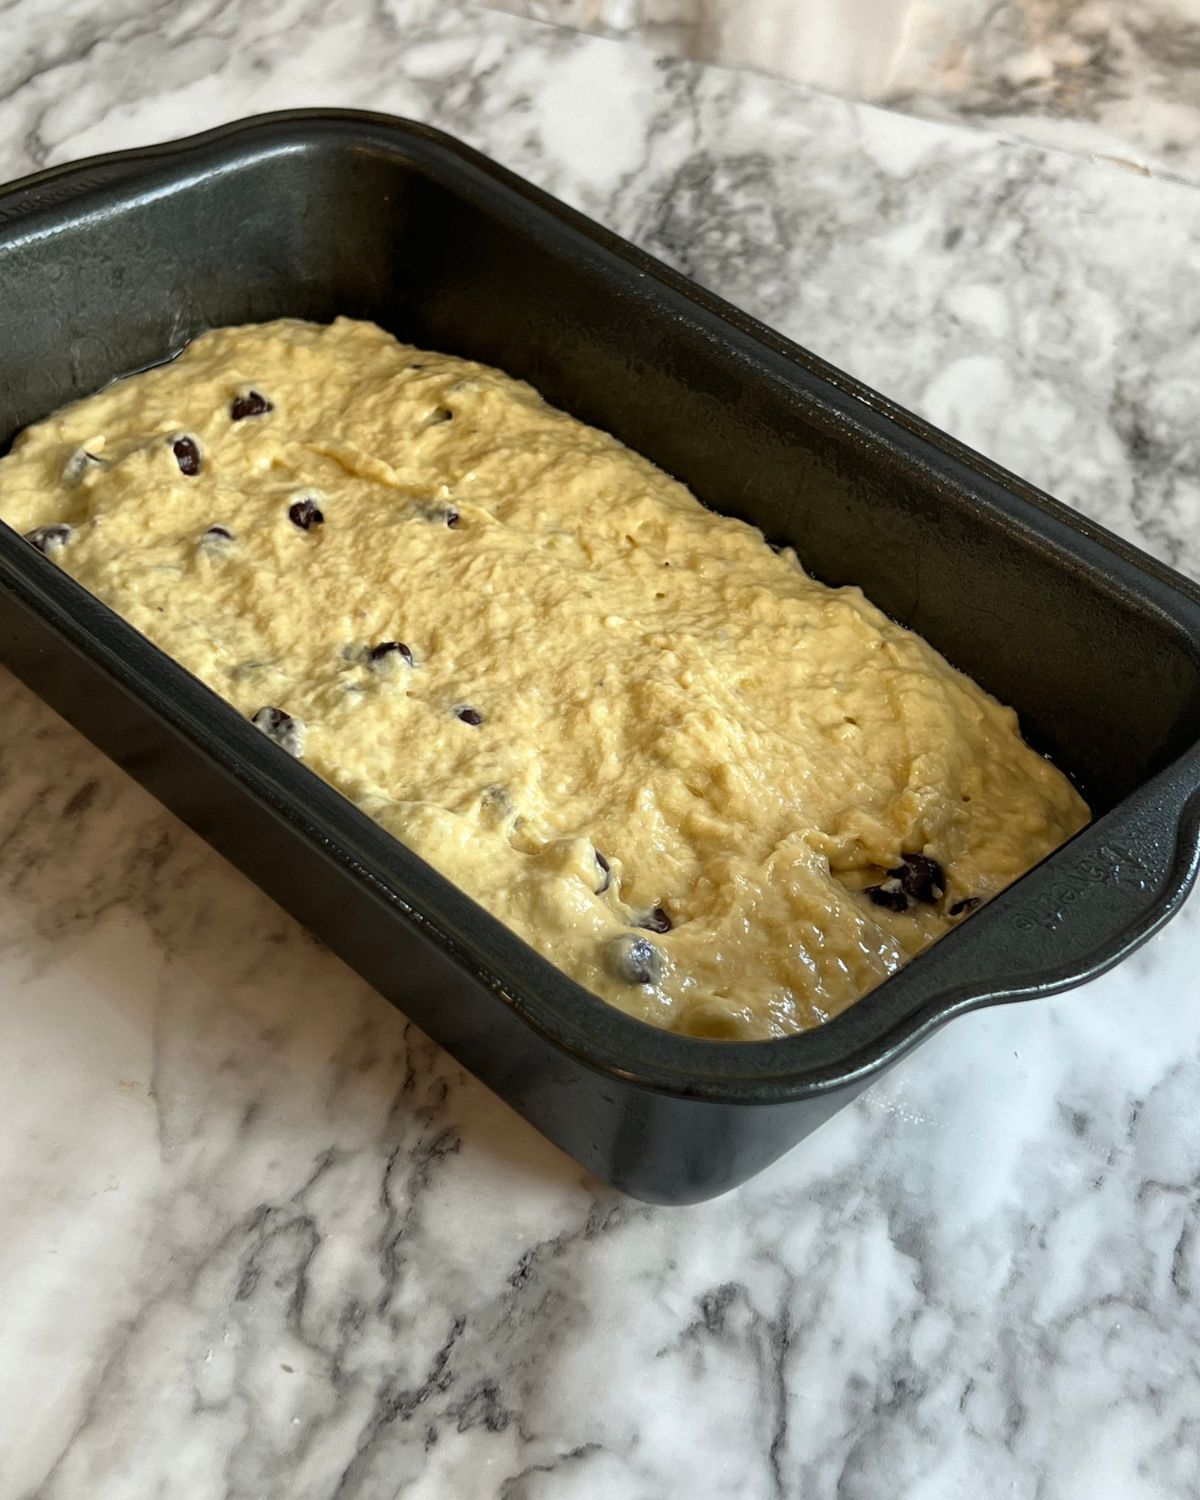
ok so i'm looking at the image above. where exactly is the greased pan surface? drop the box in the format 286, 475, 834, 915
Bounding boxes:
0, 112, 1197, 1202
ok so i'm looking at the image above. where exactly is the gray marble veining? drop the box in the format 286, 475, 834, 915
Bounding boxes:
490, 0, 1200, 180
1, 3, 1199, 1497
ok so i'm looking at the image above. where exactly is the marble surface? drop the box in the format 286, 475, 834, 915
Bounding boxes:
491, 0, 1200, 180
2, 2, 1199, 1496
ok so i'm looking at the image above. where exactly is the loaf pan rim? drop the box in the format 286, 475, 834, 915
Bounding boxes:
0, 109, 1198, 1108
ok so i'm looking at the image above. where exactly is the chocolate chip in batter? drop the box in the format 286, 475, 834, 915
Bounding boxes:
63, 448, 105, 486
369, 640, 414, 668
427, 406, 453, 425
637, 905, 672, 934
949, 896, 980, 917
414, 500, 460, 528
594, 851, 611, 895
865, 854, 945, 914
456, 705, 483, 726
288, 497, 324, 531
199, 525, 236, 554
606, 933, 663, 986
171, 435, 201, 476
251, 706, 304, 757
230, 390, 272, 421
24, 524, 71, 554
893, 853, 946, 904
865, 879, 909, 913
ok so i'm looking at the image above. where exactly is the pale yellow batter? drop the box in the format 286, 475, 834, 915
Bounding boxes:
0, 318, 1089, 1038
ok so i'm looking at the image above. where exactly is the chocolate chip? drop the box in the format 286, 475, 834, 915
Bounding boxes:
369, 641, 413, 668
230, 658, 273, 679
288, 498, 324, 531
456, 706, 483, 726
427, 407, 453, 425
865, 879, 909, 913
949, 896, 981, 917
251, 706, 304, 757
892, 853, 946, 904
24, 524, 71, 553
172, 435, 201, 475
594, 851, 611, 895
865, 855, 945, 913
202, 525, 234, 542
414, 501, 460, 528
638, 905, 672, 934
63, 448, 105, 485
231, 390, 272, 421
606, 934, 663, 986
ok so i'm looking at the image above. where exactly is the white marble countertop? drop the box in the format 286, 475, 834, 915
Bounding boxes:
493, 0, 1200, 182
2, 3, 1199, 1496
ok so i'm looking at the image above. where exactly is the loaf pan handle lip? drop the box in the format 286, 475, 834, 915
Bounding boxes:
770, 765, 1200, 1094
539, 763, 1200, 1102
2, 112, 1199, 1104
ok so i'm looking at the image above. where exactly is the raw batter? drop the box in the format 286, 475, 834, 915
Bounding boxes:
0, 318, 1089, 1039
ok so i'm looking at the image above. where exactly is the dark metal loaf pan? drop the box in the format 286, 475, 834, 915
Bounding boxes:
0, 111, 1198, 1204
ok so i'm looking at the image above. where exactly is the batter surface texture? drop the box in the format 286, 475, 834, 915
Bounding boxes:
0, 318, 1089, 1038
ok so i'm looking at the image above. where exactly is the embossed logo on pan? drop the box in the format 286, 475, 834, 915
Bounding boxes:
1008, 844, 1149, 934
